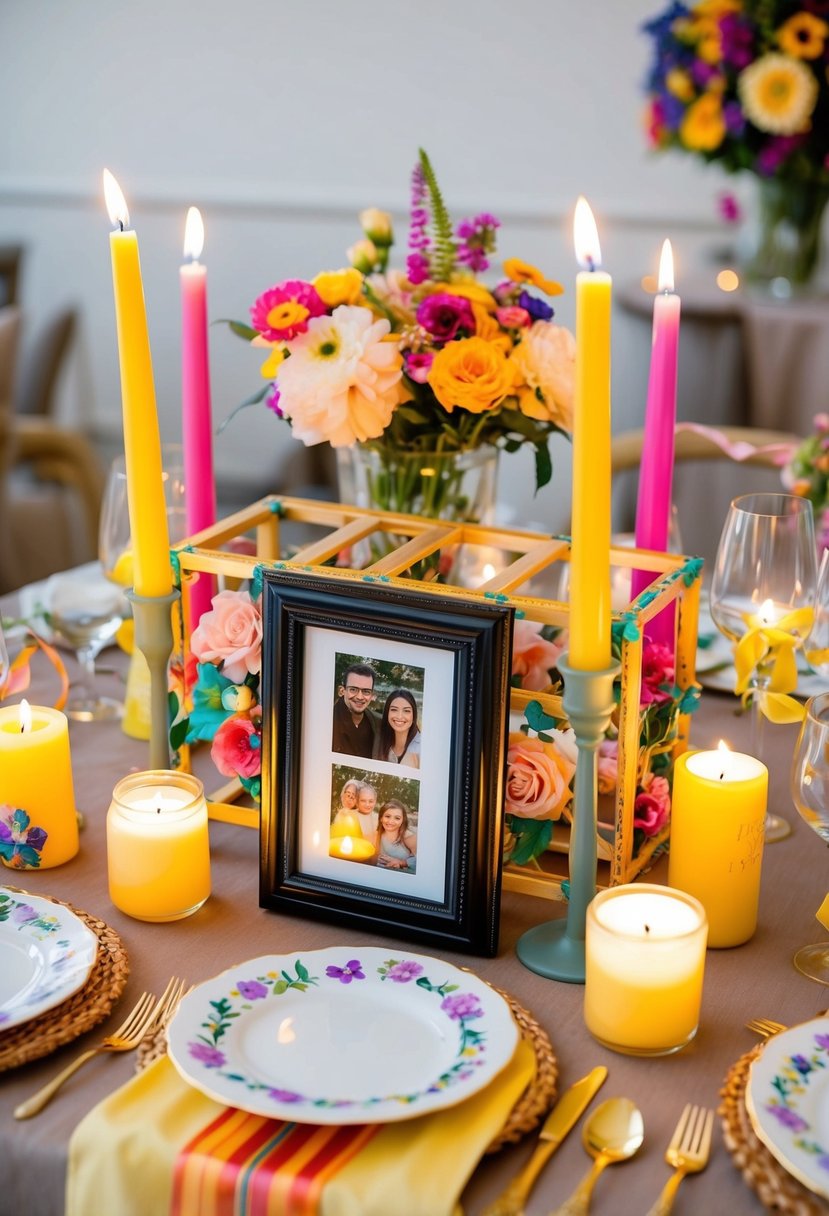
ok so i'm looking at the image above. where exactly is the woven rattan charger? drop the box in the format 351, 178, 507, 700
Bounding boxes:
0, 891, 129, 1073
137, 983, 557, 1153
720, 1041, 827, 1215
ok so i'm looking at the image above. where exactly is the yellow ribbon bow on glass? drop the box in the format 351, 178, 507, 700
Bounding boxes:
733, 606, 814, 724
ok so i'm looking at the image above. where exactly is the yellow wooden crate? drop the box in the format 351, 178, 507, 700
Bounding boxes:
171, 495, 701, 901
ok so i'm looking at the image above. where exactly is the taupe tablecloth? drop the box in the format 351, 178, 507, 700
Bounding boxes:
0, 642, 826, 1216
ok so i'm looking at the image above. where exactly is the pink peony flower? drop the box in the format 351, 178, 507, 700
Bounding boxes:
495, 306, 531, 329
640, 641, 675, 706
597, 739, 618, 795
505, 733, 575, 820
211, 714, 261, 780
633, 773, 671, 836
190, 590, 263, 684
511, 621, 564, 691
250, 280, 326, 342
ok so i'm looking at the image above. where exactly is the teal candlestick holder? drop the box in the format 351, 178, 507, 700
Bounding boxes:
127, 588, 180, 772
516, 654, 621, 984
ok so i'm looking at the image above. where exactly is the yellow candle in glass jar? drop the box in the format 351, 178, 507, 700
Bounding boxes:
107, 770, 210, 921
0, 700, 79, 869
584, 884, 707, 1055
668, 744, 768, 947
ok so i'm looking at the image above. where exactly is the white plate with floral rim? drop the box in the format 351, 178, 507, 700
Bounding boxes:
0, 888, 98, 1031
745, 1015, 829, 1199
166, 946, 519, 1124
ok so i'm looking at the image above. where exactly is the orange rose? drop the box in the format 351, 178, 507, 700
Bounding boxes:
428, 337, 515, 415
505, 733, 575, 820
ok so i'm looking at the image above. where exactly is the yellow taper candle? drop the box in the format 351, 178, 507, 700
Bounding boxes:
570, 197, 612, 670
103, 169, 171, 598
0, 700, 79, 869
107, 770, 210, 921
585, 884, 707, 1055
668, 742, 767, 947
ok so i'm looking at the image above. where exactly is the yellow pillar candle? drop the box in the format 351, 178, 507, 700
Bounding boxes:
584, 884, 707, 1055
107, 770, 210, 922
668, 743, 768, 947
0, 700, 79, 869
103, 170, 171, 598
570, 197, 612, 670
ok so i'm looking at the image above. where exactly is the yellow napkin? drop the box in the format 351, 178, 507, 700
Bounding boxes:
67, 1039, 535, 1216
816, 893, 829, 932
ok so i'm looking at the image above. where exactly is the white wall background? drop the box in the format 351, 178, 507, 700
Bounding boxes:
0, 0, 752, 532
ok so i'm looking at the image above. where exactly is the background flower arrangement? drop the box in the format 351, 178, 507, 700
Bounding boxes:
228, 149, 575, 496
785, 412, 829, 552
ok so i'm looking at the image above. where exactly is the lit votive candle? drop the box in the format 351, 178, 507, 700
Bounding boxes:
584, 884, 707, 1056
0, 700, 79, 869
329, 834, 375, 862
668, 743, 768, 947
107, 770, 210, 921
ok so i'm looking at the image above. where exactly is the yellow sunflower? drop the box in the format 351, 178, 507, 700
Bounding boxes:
777, 12, 829, 59
679, 92, 726, 151
737, 53, 819, 134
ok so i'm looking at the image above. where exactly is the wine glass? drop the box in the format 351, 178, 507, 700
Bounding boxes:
99, 445, 187, 588
805, 548, 829, 681
791, 692, 829, 983
710, 492, 817, 842
46, 563, 127, 721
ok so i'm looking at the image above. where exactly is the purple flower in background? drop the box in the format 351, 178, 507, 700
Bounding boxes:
237, 980, 268, 1000
325, 959, 365, 984
456, 212, 500, 273
387, 960, 424, 983
723, 101, 746, 138
814, 1033, 829, 1050
11, 903, 38, 925
518, 291, 554, 322
189, 1042, 226, 1068
440, 992, 484, 1021
265, 383, 283, 417
691, 59, 718, 88
404, 351, 434, 384
766, 1104, 809, 1133
416, 293, 474, 342
407, 162, 430, 284
756, 135, 804, 176
268, 1088, 303, 1103
720, 14, 755, 69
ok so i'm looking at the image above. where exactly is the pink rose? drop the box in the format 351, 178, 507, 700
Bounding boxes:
597, 739, 618, 795
505, 733, 575, 820
190, 590, 262, 684
211, 714, 261, 780
633, 773, 671, 836
495, 306, 531, 328
640, 640, 675, 706
511, 621, 564, 691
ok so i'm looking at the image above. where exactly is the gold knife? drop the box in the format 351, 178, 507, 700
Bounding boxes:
483, 1066, 608, 1216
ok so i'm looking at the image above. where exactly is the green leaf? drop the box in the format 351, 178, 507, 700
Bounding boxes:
273, 980, 288, 995
217, 385, 270, 435
169, 717, 189, 752
215, 318, 258, 341
295, 961, 309, 982
507, 816, 554, 866
524, 699, 558, 734
534, 440, 553, 491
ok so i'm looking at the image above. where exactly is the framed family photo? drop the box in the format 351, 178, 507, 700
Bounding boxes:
259, 569, 513, 956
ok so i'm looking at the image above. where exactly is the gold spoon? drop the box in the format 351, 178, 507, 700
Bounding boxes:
547, 1097, 644, 1216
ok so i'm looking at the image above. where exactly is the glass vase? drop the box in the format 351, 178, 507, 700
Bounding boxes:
745, 178, 829, 294
336, 444, 499, 583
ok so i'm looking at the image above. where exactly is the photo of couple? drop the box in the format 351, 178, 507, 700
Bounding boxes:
330, 765, 420, 874
331, 654, 424, 770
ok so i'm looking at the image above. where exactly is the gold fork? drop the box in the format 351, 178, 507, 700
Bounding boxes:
644, 1104, 715, 1216
14, 976, 185, 1119
745, 1017, 787, 1038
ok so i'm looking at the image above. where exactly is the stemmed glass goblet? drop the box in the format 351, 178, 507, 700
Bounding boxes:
46, 563, 126, 722
805, 548, 829, 682
791, 692, 829, 984
710, 492, 817, 842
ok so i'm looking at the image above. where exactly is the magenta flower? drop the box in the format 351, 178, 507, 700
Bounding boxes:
495, 306, 531, 329
640, 640, 675, 706
440, 992, 484, 1021
633, 774, 671, 837
456, 212, 500, 273
325, 960, 365, 984
189, 1042, 226, 1068
265, 383, 283, 416
237, 980, 268, 1000
404, 351, 434, 384
416, 293, 475, 342
387, 960, 424, 983
407, 162, 431, 285
211, 714, 261, 780
250, 280, 326, 342
717, 193, 742, 225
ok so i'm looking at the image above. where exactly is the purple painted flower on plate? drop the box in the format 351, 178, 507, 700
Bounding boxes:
387, 961, 424, 983
325, 960, 365, 983
189, 1042, 226, 1068
268, 1088, 303, 1102
440, 992, 484, 1021
766, 1104, 809, 1133
237, 980, 268, 1000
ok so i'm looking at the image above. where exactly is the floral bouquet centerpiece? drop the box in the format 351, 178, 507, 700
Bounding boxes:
230, 149, 574, 524
785, 412, 829, 552
642, 1, 829, 286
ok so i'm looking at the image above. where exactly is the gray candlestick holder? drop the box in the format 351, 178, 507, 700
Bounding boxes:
516, 653, 620, 983
127, 588, 180, 771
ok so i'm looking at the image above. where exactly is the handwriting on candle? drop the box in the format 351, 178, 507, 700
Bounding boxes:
729, 819, 764, 873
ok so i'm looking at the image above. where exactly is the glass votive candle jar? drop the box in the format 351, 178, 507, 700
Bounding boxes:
584, 884, 708, 1056
107, 770, 210, 922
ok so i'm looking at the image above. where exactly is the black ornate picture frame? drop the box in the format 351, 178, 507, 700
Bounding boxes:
259, 569, 513, 956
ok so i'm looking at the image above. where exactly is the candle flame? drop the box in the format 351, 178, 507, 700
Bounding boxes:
717, 740, 731, 755
657, 239, 674, 293
573, 196, 601, 270
340, 836, 354, 855
103, 169, 129, 229
18, 699, 32, 733
183, 206, 204, 260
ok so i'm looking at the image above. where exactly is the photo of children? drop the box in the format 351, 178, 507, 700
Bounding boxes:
332, 652, 425, 770
330, 764, 420, 875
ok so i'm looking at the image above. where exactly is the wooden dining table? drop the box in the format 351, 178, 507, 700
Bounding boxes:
0, 624, 826, 1216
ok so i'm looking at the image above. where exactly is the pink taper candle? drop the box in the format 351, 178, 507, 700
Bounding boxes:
631, 239, 681, 649
181, 206, 216, 628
